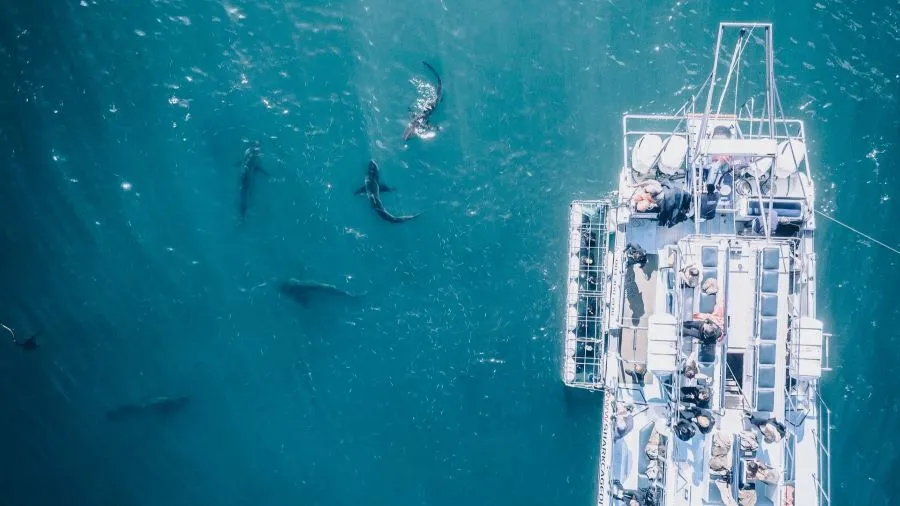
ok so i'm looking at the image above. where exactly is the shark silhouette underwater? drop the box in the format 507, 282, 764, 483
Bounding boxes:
105, 395, 190, 422
278, 279, 367, 308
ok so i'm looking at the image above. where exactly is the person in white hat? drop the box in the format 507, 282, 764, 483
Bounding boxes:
680, 264, 701, 288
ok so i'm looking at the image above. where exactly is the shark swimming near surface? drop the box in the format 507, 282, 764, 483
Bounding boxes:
403, 61, 443, 141
279, 279, 366, 308
237, 140, 270, 221
354, 161, 422, 223
105, 395, 190, 422
13, 332, 40, 351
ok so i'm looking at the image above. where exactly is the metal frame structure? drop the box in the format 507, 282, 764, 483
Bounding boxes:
564, 200, 612, 389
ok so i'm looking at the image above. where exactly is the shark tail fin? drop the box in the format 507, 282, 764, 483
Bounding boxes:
403, 123, 416, 141
422, 61, 442, 98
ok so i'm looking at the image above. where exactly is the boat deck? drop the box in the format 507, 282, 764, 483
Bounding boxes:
620, 254, 658, 384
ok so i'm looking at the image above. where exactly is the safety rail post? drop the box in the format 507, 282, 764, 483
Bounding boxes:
821, 332, 833, 372
814, 387, 832, 506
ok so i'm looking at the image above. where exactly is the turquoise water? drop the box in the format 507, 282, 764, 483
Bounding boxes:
0, 1, 897, 505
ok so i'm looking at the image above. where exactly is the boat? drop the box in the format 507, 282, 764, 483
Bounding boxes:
562, 23, 832, 506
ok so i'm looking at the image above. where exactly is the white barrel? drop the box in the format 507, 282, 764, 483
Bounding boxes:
564, 358, 577, 382
658, 135, 688, 175
566, 336, 577, 358
569, 204, 583, 226
631, 134, 663, 175
568, 253, 579, 280
567, 280, 579, 305
566, 306, 578, 331
775, 139, 807, 178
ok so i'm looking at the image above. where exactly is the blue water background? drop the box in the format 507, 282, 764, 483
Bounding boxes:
1, 1, 898, 505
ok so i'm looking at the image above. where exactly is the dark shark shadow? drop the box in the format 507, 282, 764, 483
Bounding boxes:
105, 395, 190, 422
237, 140, 271, 222
279, 279, 366, 308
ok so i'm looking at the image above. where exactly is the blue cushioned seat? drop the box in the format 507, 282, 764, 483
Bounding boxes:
757, 366, 776, 388
756, 389, 775, 412
760, 317, 777, 341
761, 271, 779, 293
759, 343, 776, 365
702, 246, 719, 267
763, 247, 780, 270
761, 294, 778, 317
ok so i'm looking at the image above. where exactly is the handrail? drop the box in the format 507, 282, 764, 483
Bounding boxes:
813, 384, 832, 506
597, 386, 617, 506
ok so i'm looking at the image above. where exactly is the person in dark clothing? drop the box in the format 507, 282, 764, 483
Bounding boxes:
699, 184, 720, 220
655, 182, 692, 228
746, 412, 787, 443
680, 405, 716, 434
674, 419, 697, 441
694, 412, 715, 434
624, 243, 648, 268
611, 480, 658, 506
698, 341, 717, 364
681, 385, 711, 409
752, 209, 779, 235
682, 319, 722, 344
630, 362, 647, 386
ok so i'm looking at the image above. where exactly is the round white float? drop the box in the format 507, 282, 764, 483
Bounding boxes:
567, 281, 579, 304
747, 155, 773, 177
658, 135, 688, 175
564, 358, 576, 382
566, 306, 578, 331
566, 337, 577, 358
631, 134, 663, 175
775, 139, 807, 178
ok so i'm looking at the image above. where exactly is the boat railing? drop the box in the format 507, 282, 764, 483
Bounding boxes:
597, 384, 618, 506
821, 332, 833, 372
782, 385, 799, 485
782, 379, 832, 506
622, 114, 807, 168
812, 384, 832, 506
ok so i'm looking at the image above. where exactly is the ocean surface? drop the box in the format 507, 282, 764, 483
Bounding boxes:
0, 1, 897, 505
